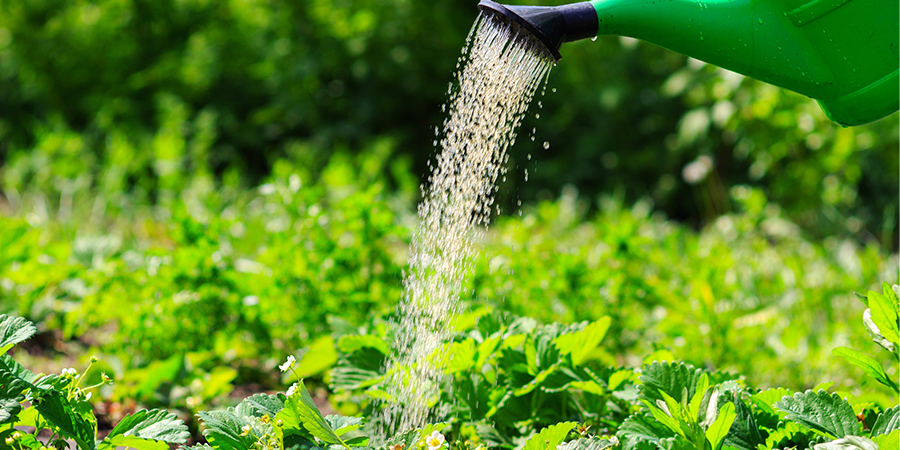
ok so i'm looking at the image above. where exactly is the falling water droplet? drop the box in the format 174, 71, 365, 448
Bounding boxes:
530, 136, 535, 141
527, 153, 532, 160
758, 17, 763, 24
535, 113, 540, 119
543, 141, 550, 149
552, 88, 557, 93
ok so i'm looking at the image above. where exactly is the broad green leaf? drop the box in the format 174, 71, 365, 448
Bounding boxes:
658, 436, 694, 450
748, 387, 792, 425
513, 364, 559, 396
617, 412, 673, 448
475, 335, 502, 369
833, 347, 899, 392
689, 374, 710, 420
522, 422, 576, 450
329, 365, 382, 391
337, 334, 389, 356
295, 336, 338, 378
643, 399, 683, 437
811, 436, 878, 450
98, 409, 189, 450
0, 315, 37, 355
553, 317, 611, 365
324, 415, 362, 436
556, 437, 619, 450
239, 393, 285, 419
774, 390, 860, 439
638, 361, 705, 404
32, 390, 97, 450
609, 369, 635, 391
763, 421, 810, 449
866, 289, 899, 349
871, 406, 898, 437
446, 339, 478, 374
705, 402, 736, 450
196, 409, 257, 450
279, 380, 349, 449
0, 397, 21, 425
871, 429, 898, 450
723, 395, 764, 450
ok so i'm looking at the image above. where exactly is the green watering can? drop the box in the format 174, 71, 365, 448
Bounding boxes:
477, 0, 899, 126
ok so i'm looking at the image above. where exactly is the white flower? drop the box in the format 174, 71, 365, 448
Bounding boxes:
286, 383, 298, 397
62, 368, 77, 378
279, 355, 296, 372
424, 431, 446, 450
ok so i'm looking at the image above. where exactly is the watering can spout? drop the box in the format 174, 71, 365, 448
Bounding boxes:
477, 0, 599, 61
477, 0, 899, 126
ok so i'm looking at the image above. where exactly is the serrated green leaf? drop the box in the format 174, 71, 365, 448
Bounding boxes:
871, 429, 898, 450
617, 412, 674, 448
833, 347, 899, 393
705, 402, 735, 450
811, 435, 878, 450
329, 365, 382, 392
242, 393, 285, 419
723, 395, 764, 450
658, 436, 694, 450
33, 390, 96, 450
553, 317, 611, 365
750, 388, 794, 428
279, 380, 349, 449
871, 406, 898, 437
774, 390, 860, 439
0, 315, 36, 356
324, 415, 362, 436
98, 409, 188, 450
0, 396, 21, 425
556, 437, 618, 450
523, 422, 576, 450
639, 361, 705, 404
197, 409, 256, 450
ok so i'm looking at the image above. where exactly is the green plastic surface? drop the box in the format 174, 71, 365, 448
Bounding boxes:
589, 0, 899, 126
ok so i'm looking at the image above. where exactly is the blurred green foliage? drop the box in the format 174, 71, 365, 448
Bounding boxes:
0, 0, 896, 243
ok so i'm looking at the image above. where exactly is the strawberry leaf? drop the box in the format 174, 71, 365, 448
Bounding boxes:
98, 409, 189, 450
523, 422, 576, 450
0, 315, 36, 356
774, 390, 860, 439
871, 406, 898, 437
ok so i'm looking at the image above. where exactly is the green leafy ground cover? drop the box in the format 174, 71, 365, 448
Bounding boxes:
0, 282, 897, 449
0, 151, 896, 424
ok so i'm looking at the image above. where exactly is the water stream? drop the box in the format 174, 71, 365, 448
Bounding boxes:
375, 12, 555, 438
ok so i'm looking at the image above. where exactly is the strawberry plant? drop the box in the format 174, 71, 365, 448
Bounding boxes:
0, 314, 189, 450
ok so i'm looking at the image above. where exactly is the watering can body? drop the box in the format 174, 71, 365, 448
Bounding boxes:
590, 0, 898, 126
479, 0, 899, 126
